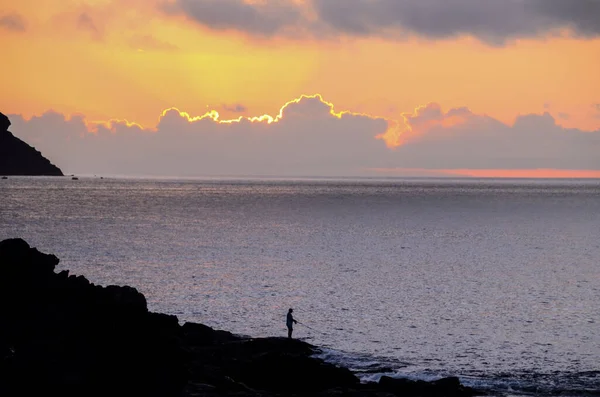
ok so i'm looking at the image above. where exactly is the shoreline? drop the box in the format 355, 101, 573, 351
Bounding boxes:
0, 238, 482, 397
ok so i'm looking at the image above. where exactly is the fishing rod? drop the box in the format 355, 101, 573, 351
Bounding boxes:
297, 321, 328, 335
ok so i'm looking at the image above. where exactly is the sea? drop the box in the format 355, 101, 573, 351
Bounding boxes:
1, 176, 599, 396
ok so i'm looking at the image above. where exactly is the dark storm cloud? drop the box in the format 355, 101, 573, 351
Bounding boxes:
161, 0, 600, 44
312, 0, 600, 44
536, 0, 600, 37
162, 0, 304, 37
0, 13, 26, 32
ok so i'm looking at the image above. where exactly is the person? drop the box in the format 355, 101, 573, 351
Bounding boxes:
286, 308, 298, 339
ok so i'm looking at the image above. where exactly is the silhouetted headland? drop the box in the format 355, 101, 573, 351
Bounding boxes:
0, 113, 63, 176
0, 239, 483, 397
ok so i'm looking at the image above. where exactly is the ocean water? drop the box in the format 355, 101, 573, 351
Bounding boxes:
1, 176, 599, 396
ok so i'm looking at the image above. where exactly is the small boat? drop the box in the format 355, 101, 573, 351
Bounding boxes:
1, 176, 7, 180
72, 177, 79, 180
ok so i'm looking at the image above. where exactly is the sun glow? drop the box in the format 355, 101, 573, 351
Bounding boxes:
161, 94, 391, 124
370, 168, 600, 179
90, 118, 145, 133
447, 169, 600, 179
155, 94, 405, 148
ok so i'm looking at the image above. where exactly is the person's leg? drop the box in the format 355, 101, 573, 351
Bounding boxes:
288, 327, 292, 338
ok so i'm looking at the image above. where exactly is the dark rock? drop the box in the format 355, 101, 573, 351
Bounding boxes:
0, 238, 186, 397
187, 337, 359, 393
379, 375, 479, 397
0, 112, 63, 176
0, 238, 483, 397
182, 322, 238, 346
0, 112, 9, 131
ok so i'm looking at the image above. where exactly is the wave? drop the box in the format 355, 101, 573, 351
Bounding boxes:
315, 348, 600, 397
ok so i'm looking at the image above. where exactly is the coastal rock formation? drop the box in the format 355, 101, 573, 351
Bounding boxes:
0, 239, 482, 397
0, 239, 186, 397
0, 112, 63, 176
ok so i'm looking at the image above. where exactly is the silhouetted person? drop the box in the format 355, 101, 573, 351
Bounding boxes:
286, 308, 298, 338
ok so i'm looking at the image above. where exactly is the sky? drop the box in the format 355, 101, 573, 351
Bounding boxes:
2, 0, 599, 177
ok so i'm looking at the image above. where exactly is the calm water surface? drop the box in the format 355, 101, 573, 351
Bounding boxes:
1, 177, 599, 395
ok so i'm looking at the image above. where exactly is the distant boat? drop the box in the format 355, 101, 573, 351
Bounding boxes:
1, 176, 7, 180
72, 177, 79, 181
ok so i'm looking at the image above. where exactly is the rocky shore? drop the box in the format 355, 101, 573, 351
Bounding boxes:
0, 239, 483, 397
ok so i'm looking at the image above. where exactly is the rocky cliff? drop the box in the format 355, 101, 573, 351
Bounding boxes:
0, 112, 63, 176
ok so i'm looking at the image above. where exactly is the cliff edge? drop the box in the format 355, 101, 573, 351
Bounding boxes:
0, 112, 63, 176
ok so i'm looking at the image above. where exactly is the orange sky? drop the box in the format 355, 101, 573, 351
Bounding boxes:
2, 0, 599, 177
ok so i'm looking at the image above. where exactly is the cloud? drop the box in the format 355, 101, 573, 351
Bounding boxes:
0, 13, 27, 32
129, 35, 179, 51
558, 112, 571, 120
162, 0, 305, 37
312, 0, 600, 44
77, 12, 103, 40
222, 104, 248, 113
390, 103, 600, 170
160, 0, 600, 44
8, 95, 392, 176
7, 96, 600, 176
594, 104, 600, 119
